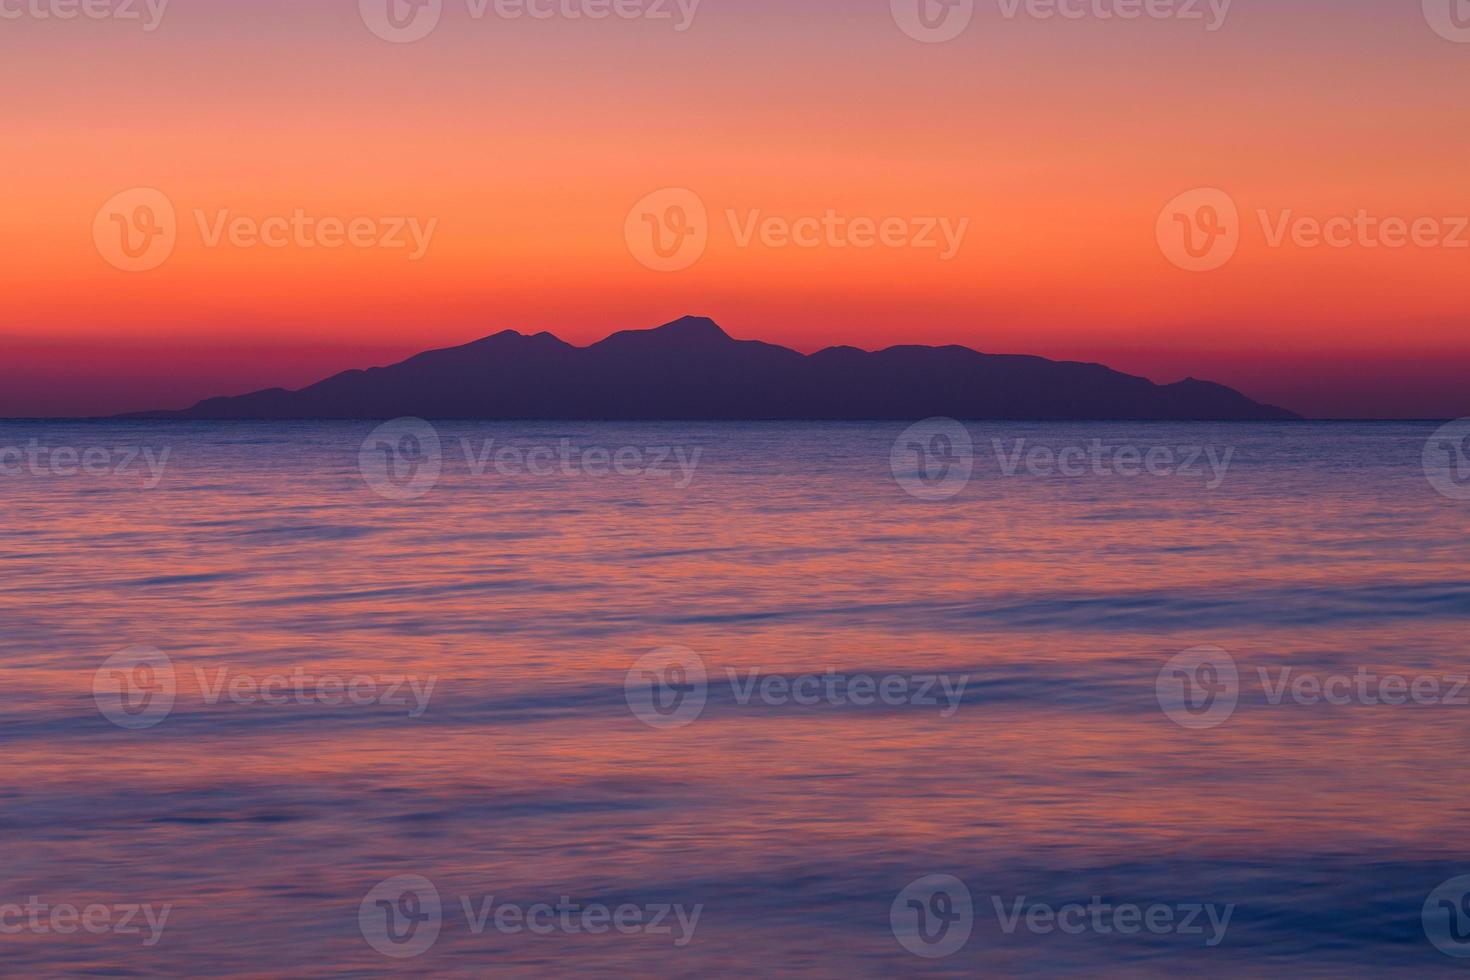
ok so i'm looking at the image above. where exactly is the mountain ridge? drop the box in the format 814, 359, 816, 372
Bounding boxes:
123, 316, 1300, 421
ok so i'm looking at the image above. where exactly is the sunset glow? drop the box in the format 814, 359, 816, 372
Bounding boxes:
3, 0, 1466, 416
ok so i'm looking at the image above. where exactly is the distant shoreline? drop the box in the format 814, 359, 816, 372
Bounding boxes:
0, 418, 1456, 426
106, 316, 1305, 424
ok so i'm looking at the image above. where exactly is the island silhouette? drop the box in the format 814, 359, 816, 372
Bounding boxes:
125, 316, 1298, 420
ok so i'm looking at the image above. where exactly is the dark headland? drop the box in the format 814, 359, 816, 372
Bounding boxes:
124, 316, 1299, 421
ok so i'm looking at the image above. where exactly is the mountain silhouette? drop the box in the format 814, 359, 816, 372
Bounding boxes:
127, 316, 1299, 420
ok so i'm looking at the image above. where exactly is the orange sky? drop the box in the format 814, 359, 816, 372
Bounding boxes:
2, 0, 1466, 417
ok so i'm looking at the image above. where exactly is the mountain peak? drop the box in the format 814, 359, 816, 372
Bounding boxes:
590, 315, 736, 353
654, 316, 730, 339
463, 329, 525, 345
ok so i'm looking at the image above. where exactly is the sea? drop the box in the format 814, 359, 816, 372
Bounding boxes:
1, 420, 1468, 976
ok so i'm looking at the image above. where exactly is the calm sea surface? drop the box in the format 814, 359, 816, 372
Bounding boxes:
2, 421, 1468, 976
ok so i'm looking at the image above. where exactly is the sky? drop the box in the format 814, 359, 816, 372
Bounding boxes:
2, 0, 1467, 418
